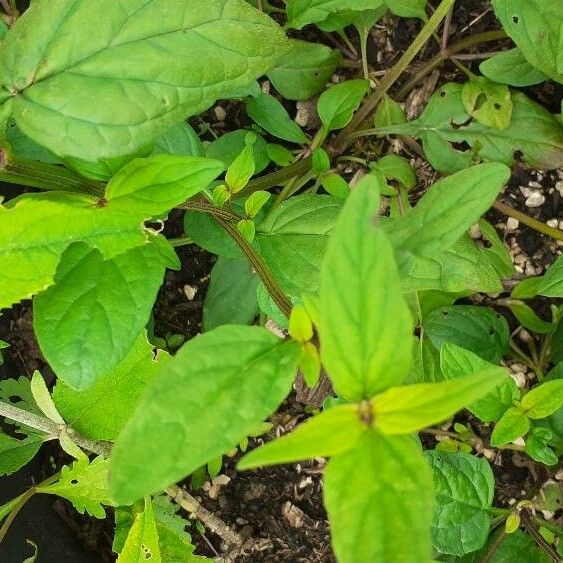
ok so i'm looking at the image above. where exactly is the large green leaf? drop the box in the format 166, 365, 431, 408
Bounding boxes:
425, 305, 510, 364
34, 241, 168, 390
110, 326, 300, 504
0, 0, 288, 160
384, 84, 563, 173
440, 343, 517, 422
38, 457, 115, 519
491, 0, 563, 84
117, 498, 161, 563
0, 155, 222, 310
521, 380, 563, 419
203, 257, 259, 331
53, 333, 170, 440
426, 451, 495, 556
238, 404, 366, 469
324, 431, 433, 563
257, 194, 341, 297
385, 163, 510, 259
319, 174, 412, 401
371, 370, 506, 434
267, 39, 341, 100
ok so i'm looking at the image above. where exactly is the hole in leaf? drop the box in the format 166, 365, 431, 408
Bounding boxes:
488, 328, 495, 336
70, 479, 79, 485
450, 116, 472, 130
513, 150, 524, 163
440, 90, 447, 97
512, 15, 519, 23
473, 93, 487, 111
8, 395, 21, 403
442, 310, 449, 316
494, 102, 502, 110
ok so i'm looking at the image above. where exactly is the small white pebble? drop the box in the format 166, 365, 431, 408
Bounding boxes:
183, 284, 198, 300
555, 180, 563, 197
528, 181, 542, 189
213, 106, 226, 121
514, 265, 524, 274
469, 224, 481, 239
513, 253, 526, 265
506, 217, 519, 231
525, 192, 545, 208
509, 371, 527, 388
547, 219, 559, 228
512, 437, 525, 447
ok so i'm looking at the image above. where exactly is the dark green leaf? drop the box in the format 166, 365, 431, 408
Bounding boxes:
480, 48, 548, 87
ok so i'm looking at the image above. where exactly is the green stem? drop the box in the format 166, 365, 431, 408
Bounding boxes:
493, 201, 563, 242
169, 235, 194, 248
211, 214, 292, 318
0, 153, 105, 197
519, 509, 561, 562
480, 530, 507, 563
334, 0, 456, 151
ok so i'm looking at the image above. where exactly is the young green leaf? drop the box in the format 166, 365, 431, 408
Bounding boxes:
256, 194, 342, 297
324, 431, 433, 563
105, 156, 223, 216
521, 380, 563, 419
371, 154, 416, 190
372, 369, 506, 434
440, 342, 517, 422
373, 94, 406, 127
491, 0, 563, 84
238, 404, 366, 470
514, 255, 563, 299
321, 173, 350, 200
226, 143, 256, 193
425, 305, 510, 364
267, 39, 342, 100
52, 333, 170, 441
245, 191, 271, 219
117, 498, 161, 563
385, 163, 510, 259
510, 303, 555, 334
288, 303, 314, 343
287, 0, 385, 29
247, 94, 308, 144
110, 326, 300, 505
203, 257, 259, 332
38, 457, 115, 519
461, 77, 513, 130
319, 172, 413, 400
0, 0, 289, 160
206, 129, 270, 174
385, 0, 426, 19
299, 341, 321, 387
30, 371, 65, 424
490, 407, 530, 447
34, 241, 168, 390
480, 48, 548, 87
426, 451, 495, 556
317, 79, 370, 131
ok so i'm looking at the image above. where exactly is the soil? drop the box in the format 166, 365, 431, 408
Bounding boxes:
1, 1, 562, 562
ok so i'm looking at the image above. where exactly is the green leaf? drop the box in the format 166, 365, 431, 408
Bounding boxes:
0, 432, 43, 477
287, 0, 385, 29
390, 83, 563, 173
256, 194, 342, 297
372, 370, 506, 434
516, 255, 563, 298
385, 0, 426, 19
510, 303, 555, 334
480, 48, 548, 87
105, 156, 223, 216
491, 0, 563, 84
225, 142, 255, 193
30, 371, 65, 424
319, 173, 412, 400
461, 77, 513, 130
117, 498, 161, 563
521, 380, 563, 419
385, 163, 510, 258
266, 143, 294, 166
426, 451, 495, 556
152, 123, 205, 157
317, 79, 370, 131
38, 457, 114, 519
202, 257, 259, 331
238, 404, 366, 469
247, 93, 307, 144
0, 377, 46, 438
110, 326, 300, 505
321, 173, 350, 200
440, 343, 518, 422
490, 407, 530, 447
425, 305, 510, 364
372, 154, 416, 190
525, 428, 559, 466
245, 191, 271, 219
267, 39, 342, 100
206, 129, 270, 174
373, 94, 406, 127
53, 332, 169, 441
324, 431, 433, 563
477, 219, 515, 278
0, 0, 289, 160
34, 241, 168, 390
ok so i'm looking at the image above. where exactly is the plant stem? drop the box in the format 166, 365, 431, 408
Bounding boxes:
519, 509, 561, 562
334, 0, 456, 151
0, 400, 111, 457
493, 200, 563, 242
480, 530, 507, 563
0, 153, 105, 197
212, 214, 292, 318
169, 235, 194, 247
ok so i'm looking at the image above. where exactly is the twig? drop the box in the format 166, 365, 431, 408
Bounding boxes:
441, 7, 454, 51
0, 400, 111, 457
520, 509, 562, 562
480, 530, 507, 563
166, 485, 242, 549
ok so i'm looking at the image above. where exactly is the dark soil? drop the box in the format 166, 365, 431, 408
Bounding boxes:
1, 1, 562, 562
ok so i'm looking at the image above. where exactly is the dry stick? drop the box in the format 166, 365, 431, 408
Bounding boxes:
333, 0, 456, 151
493, 200, 563, 242
0, 400, 241, 550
